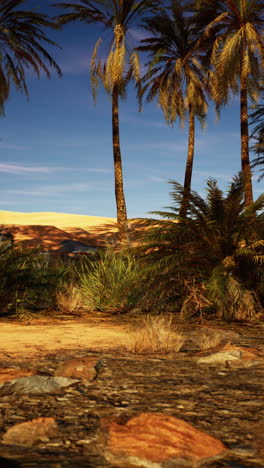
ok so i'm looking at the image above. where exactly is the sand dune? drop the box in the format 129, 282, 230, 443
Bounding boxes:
0, 211, 119, 250
0, 211, 149, 250
0, 211, 116, 228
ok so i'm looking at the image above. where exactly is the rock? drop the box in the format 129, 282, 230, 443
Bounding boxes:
105, 413, 227, 467
0, 368, 35, 384
2, 417, 58, 447
0, 375, 79, 396
54, 357, 103, 382
196, 343, 264, 365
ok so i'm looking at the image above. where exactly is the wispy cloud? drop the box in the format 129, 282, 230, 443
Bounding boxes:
0, 162, 111, 175
2, 182, 109, 197
193, 169, 233, 180
148, 175, 167, 183
0, 163, 52, 175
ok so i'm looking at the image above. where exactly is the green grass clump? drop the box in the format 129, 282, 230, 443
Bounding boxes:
78, 249, 146, 313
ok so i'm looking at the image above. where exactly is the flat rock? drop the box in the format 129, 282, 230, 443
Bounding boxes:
2, 417, 58, 447
196, 343, 264, 365
105, 413, 227, 467
0, 375, 79, 395
54, 357, 102, 382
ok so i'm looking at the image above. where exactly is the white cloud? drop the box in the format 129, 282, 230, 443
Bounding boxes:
0, 163, 51, 174
148, 175, 167, 183
2, 182, 109, 197
0, 162, 111, 175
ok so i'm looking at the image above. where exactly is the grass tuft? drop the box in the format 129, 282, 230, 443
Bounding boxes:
125, 315, 185, 354
197, 329, 223, 350
56, 283, 82, 314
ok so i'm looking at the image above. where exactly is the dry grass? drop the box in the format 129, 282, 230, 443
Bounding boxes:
56, 283, 82, 314
125, 315, 185, 354
197, 329, 223, 350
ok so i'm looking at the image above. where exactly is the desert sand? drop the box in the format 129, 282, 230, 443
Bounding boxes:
0, 211, 147, 250
0, 211, 116, 227
0, 210, 118, 250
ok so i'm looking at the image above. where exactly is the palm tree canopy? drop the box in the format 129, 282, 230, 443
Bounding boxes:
55, 0, 160, 29
251, 104, 264, 180
137, 0, 209, 126
54, 0, 161, 98
250, 92, 264, 179
0, 0, 62, 114
142, 176, 264, 271
189, 0, 264, 107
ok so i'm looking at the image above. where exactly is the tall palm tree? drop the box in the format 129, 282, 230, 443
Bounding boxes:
189, 0, 264, 206
54, 0, 160, 247
137, 1, 210, 216
0, 0, 62, 115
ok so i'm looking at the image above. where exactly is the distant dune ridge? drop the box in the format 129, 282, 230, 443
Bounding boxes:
0, 210, 118, 251
0, 211, 116, 227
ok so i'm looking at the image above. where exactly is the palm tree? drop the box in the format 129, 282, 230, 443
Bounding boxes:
140, 176, 264, 320
0, 0, 62, 115
189, 0, 264, 206
137, 1, 210, 216
54, 0, 160, 247
250, 95, 264, 180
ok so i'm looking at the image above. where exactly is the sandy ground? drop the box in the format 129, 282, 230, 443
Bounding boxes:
0, 320, 128, 358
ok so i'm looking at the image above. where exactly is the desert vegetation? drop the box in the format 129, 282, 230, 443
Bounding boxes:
1, 174, 263, 323
0, 0, 263, 326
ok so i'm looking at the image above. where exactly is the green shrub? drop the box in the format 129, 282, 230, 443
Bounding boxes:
0, 245, 70, 316
78, 249, 146, 313
138, 176, 264, 321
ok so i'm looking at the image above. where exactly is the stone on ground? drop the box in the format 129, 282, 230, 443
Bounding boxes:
105, 413, 226, 467
0, 375, 79, 396
2, 417, 58, 447
54, 357, 102, 382
196, 343, 264, 365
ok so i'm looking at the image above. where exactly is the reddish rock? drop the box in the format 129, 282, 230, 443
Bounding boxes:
54, 357, 101, 382
106, 413, 226, 466
2, 417, 58, 447
0, 368, 34, 384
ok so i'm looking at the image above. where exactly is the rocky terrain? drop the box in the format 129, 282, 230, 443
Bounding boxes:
0, 319, 263, 468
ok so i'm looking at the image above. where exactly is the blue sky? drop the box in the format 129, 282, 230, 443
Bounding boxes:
1, 1, 263, 219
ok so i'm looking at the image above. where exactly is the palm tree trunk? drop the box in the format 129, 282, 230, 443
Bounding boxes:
240, 56, 253, 207
180, 105, 195, 217
112, 84, 128, 247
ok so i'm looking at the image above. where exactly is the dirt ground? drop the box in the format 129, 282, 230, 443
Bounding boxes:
0, 316, 128, 358
0, 317, 264, 468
